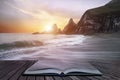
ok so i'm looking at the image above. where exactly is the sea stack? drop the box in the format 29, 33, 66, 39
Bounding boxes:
63, 18, 76, 34
52, 24, 62, 34
52, 24, 58, 33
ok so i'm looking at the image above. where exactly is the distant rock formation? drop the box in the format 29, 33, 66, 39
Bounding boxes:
52, 24, 59, 34
63, 18, 76, 34
42, 24, 62, 34
52, 24, 62, 34
66, 0, 120, 35
32, 32, 40, 35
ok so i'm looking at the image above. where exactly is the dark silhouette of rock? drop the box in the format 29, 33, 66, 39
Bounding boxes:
63, 18, 76, 34
32, 32, 40, 35
74, 0, 120, 35
108, 0, 120, 5
58, 28, 62, 34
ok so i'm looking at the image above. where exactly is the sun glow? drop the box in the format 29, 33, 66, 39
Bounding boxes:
45, 25, 53, 32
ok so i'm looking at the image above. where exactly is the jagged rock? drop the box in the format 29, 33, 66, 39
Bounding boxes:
42, 24, 62, 34
57, 28, 62, 34
108, 0, 120, 5
52, 24, 62, 34
52, 24, 58, 33
75, 0, 120, 35
63, 18, 76, 34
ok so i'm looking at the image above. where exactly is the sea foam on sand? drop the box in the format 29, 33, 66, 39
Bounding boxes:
0, 33, 120, 61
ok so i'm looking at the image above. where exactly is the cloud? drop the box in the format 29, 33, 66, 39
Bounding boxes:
0, 0, 111, 32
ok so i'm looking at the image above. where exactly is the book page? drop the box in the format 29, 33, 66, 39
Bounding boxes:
27, 60, 69, 71
24, 60, 102, 75
63, 62, 102, 75
24, 68, 62, 75
24, 60, 69, 75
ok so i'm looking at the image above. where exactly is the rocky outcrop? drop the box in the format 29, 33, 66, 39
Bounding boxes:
52, 24, 62, 34
32, 32, 40, 34
63, 18, 76, 34
75, 11, 120, 35
74, 0, 120, 35
108, 0, 120, 5
52, 24, 58, 33
43, 24, 62, 34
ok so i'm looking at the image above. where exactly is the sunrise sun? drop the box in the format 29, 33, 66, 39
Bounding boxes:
45, 25, 53, 32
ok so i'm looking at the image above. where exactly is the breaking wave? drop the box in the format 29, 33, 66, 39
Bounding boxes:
0, 40, 44, 50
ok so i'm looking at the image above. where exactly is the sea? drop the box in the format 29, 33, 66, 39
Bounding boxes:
0, 33, 120, 62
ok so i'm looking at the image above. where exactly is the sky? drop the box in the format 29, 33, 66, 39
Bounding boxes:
0, 0, 111, 33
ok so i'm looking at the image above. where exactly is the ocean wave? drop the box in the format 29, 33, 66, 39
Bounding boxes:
0, 40, 44, 50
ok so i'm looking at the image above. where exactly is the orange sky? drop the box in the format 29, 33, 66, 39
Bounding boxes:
0, 0, 110, 33
0, 17, 78, 33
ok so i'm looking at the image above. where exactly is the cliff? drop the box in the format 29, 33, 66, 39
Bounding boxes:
75, 0, 120, 34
